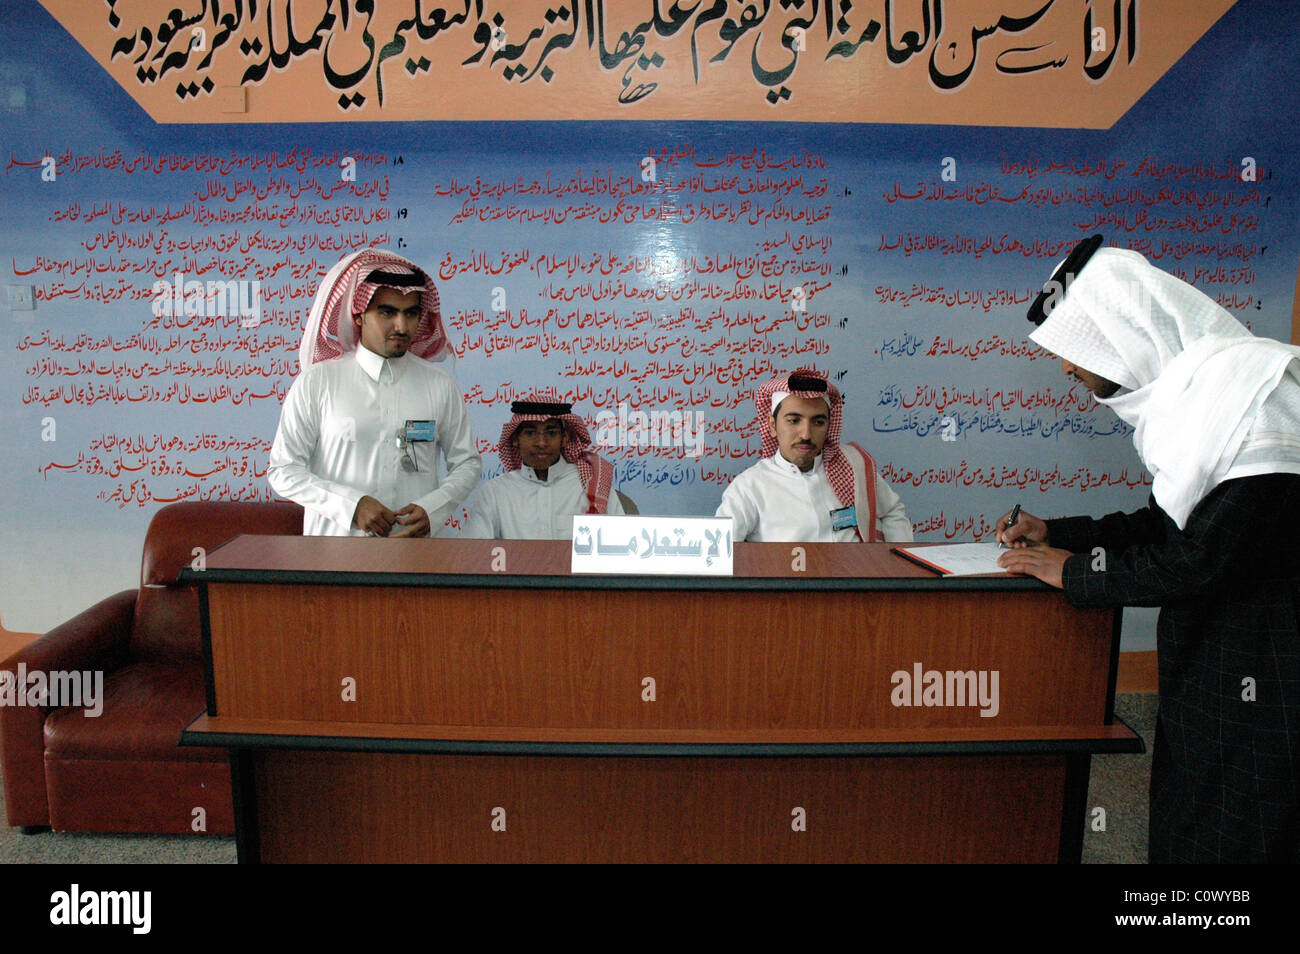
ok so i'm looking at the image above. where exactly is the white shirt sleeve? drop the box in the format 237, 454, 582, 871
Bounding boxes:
267, 372, 364, 531
875, 475, 913, 542
411, 382, 482, 536
715, 476, 758, 542
460, 481, 501, 539
463, 465, 625, 539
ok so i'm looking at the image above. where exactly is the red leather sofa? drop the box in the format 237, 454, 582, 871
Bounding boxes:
0, 501, 302, 834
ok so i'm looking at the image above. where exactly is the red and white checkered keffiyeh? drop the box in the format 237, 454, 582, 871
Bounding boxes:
498, 394, 615, 514
754, 369, 881, 542
298, 249, 449, 370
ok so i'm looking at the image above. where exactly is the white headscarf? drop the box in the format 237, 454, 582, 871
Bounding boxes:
1030, 247, 1300, 528
298, 249, 451, 372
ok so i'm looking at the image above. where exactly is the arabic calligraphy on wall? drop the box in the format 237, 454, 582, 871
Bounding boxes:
40, 0, 1236, 127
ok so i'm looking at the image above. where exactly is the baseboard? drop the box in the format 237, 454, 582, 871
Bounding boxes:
1117, 650, 1157, 694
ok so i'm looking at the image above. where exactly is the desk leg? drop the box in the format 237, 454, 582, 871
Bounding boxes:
230, 749, 261, 865
1057, 753, 1091, 864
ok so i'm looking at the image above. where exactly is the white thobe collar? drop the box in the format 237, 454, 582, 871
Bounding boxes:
354, 344, 406, 383
518, 456, 576, 485
768, 452, 825, 478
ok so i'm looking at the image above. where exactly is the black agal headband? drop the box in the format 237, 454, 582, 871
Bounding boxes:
1026, 234, 1104, 325
787, 373, 828, 392
365, 268, 427, 287
511, 400, 572, 415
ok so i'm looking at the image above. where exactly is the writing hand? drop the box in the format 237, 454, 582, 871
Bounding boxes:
390, 504, 430, 538
995, 509, 1048, 548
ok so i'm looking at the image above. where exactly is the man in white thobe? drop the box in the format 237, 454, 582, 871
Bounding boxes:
462, 396, 624, 539
717, 369, 911, 542
268, 249, 481, 537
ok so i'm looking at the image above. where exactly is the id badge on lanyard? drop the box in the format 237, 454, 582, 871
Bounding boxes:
829, 504, 858, 531
396, 419, 435, 471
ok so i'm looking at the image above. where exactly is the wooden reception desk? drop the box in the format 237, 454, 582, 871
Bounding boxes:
180, 537, 1141, 863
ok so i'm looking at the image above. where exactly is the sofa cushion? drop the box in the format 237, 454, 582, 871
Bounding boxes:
43, 659, 219, 762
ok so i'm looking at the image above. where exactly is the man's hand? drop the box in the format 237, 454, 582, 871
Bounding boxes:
353, 495, 397, 536
997, 545, 1069, 589
996, 509, 1049, 548
390, 504, 431, 538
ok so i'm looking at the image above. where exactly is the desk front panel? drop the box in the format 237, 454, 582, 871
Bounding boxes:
250, 749, 1068, 863
206, 583, 1112, 732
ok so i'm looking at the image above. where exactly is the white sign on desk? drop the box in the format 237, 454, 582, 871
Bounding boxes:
571, 515, 734, 576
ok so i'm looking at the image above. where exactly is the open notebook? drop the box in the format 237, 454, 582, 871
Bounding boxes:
892, 542, 1010, 576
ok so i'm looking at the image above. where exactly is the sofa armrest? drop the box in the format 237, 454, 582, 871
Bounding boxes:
0, 588, 137, 828
7, 588, 136, 674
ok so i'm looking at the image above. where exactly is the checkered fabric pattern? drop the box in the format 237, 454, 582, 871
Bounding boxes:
753, 369, 881, 542
1050, 473, 1300, 862
498, 394, 614, 514
299, 249, 448, 370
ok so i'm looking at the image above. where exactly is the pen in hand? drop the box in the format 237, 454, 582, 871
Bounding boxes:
1000, 503, 1022, 549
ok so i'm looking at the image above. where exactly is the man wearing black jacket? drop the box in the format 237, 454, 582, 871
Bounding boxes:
998, 240, 1300, 863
